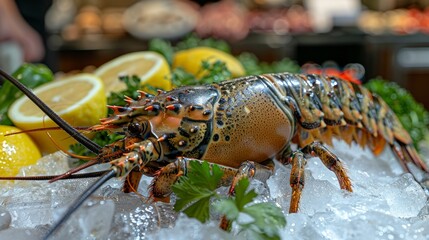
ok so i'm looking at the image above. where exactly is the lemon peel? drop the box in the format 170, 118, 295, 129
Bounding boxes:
0, 125, 41, 176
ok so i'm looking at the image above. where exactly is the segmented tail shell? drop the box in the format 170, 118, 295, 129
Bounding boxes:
274, 73, 426, 173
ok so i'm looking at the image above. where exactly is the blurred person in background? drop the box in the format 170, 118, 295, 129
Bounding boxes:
0, 0, 52, 63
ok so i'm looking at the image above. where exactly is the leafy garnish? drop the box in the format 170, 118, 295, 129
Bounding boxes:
69, 131, 122, 157
107, 75, 142, 107
171, 60, 232, 87
148, 38, 174, 66
172, 161, 224, 223
365, 78, 429, 150
175, 34, 231, 53
238, 52, 300, 75
172, 161, 286, 239
0, 63, 54, 125
215, 179, 286, 240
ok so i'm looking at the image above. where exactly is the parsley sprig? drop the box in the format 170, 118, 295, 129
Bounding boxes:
172, 161, 286, 239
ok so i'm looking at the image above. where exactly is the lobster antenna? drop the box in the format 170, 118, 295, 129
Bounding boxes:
0, 170, 108, 181
43, 169, 116, 239
0, 68, 102, 154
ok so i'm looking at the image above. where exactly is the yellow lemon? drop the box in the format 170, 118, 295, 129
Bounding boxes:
8, 74, 107, 154
94, 51, 172, 95
0, 125, 41, 176
173, 47, 245, 78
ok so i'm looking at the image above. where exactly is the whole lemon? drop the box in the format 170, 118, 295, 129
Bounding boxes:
173, 47, 245, 78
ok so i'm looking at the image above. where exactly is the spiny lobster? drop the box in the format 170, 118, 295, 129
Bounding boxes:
0, 68, 428, 239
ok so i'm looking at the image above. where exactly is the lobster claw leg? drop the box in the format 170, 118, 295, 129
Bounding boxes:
287, 151, 307, 213
283, 141, 352, 213
302, 141, 353, 192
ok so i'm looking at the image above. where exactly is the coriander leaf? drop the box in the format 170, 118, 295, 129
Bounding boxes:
234, 178, 258, 211
214, 199, 239, 220
198, 60, 232, 85
171, 67, 199, 87
242, 203, 287, 238
175, 34, 231, 53
148, 38, 174, 66
107, 75, 141, 107
181, 194, 212, 223
172, 161, 224, 223
172, 176, 215, 222
238, 52, 300, 75
69, 131, 122, 158
171, 60, 232, 87
188, 161, 224, 191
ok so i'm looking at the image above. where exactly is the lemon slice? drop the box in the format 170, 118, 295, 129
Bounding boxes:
94, 51, 172, 94
173, 47, 245, 78
0, 125, 41, 176
8, 74, 107, 154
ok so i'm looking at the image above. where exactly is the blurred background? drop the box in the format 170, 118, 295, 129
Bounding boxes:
4, 0, 429, 109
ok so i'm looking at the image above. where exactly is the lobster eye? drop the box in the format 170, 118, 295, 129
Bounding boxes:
127, 122, 142, 135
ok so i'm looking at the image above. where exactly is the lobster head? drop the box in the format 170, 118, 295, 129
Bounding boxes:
93, 85, 220, 164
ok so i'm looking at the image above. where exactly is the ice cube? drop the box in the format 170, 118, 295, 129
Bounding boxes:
0, 206, 11, 230
108, 192, 178, 239
380, 173, 427, 218
0, 227, 45, 240
148, 215, 234, 240
52, 198, 115, 239
281, 213, 327, 240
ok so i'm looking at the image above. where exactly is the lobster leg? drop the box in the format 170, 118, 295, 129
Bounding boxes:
302, 141, 353, 192
122, 169, 144, 193
288, 151, 306, 213
227, 160, 275, 194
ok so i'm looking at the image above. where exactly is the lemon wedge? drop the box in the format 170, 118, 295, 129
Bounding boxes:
8, 74, 107, 154
94, 51, 172, 94
0, 125, 41, 176
173, 47, 245, 78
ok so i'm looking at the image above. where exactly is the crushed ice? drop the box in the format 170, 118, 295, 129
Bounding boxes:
0, 140, 428, 239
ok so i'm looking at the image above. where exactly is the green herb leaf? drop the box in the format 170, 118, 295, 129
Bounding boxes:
175, 34, 231, 53
69, 131, 122, 158
234, 178, 258, 211
214, 199, 239, 220
190, 161, 224, 191
215, 178, 286, 239
198, 60, 232, 85
172, 161, 224, 223
173, 182, 213, 222
242, 203, 287, 239
0, 63, 54, 125
171, 67, 198, 87
171, 60, 232, 87
148, 38, 174, 66
107, 75, 142, 108
238, 52, 300, 75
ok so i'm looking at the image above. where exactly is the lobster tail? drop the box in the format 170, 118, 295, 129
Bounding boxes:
279, 73, 428, 175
